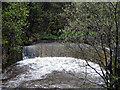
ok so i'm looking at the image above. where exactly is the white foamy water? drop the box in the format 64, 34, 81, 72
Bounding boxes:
2, 57, 104, 88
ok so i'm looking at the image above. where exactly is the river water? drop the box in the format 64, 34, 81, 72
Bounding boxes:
2, 43, 105, 88
2, 57, 105, 88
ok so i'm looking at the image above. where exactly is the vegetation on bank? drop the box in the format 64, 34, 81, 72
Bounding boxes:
2, 2, 120, 89
2, 2, 68, 68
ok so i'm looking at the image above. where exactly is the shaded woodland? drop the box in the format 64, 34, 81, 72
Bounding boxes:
2, 2, 120, 89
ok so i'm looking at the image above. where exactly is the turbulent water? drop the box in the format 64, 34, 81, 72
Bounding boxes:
2, 57, 104, 88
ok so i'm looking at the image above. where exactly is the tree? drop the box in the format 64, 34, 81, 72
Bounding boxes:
27, 2, 67, 41
2, 2, 29, 68
2, 2, 29, 48
59, 2, 120, 90
2, 2, 69, 68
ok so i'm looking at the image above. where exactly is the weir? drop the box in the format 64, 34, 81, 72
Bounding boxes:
22, 43, 110, 65
23, 43, 75, 59
22, 43, 93, 60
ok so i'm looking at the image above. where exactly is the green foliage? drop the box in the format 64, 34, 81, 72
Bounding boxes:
2, 2, 29, 50
2, 2, 67, 68
33, 33, 41, 40
41, 33, 58, 40
27, 2, 66, 40
59, 2, 120, 45
2, 2, 30, 68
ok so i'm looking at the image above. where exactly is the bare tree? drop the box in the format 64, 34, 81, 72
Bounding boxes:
59, 2, 120, 90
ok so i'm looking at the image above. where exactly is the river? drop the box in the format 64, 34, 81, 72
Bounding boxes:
2, 43, 105, 88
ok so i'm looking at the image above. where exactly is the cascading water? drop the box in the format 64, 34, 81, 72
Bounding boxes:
22, 43, 75, 59
2, 43, 105, 88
